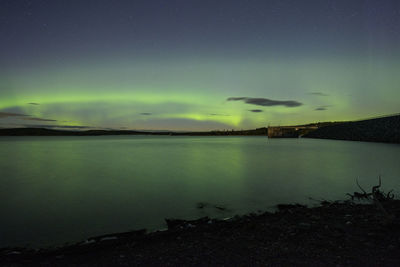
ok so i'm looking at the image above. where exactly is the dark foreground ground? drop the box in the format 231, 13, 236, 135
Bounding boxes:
2, 199, 400, 266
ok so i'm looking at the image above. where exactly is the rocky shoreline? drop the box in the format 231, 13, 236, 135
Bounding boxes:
2, 198, 400, 266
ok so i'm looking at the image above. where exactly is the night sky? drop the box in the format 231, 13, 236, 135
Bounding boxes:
1, 0, 399, 131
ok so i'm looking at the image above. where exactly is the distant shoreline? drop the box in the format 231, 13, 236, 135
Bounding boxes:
0, 127, 268, 136
1, 113, 400, 144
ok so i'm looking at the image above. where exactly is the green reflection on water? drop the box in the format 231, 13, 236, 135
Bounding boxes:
0, 136, 399, 247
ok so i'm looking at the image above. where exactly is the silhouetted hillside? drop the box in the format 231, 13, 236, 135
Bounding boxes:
0, 128, 149, 136
0, 127, 268, 136
171, 128, 268, 136
303, 114, 400, 143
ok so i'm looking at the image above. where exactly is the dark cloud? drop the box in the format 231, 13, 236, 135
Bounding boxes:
0, 111, 57, 122
0, 112, 29, 118
308, 92, 329, 96
0, 111, 57, 121
139, 113, 152, 115
249, 109, 263, 112
0, 122, 93, 129
314, 105, 331, 111
23, 124, 92, 129
227, 97, 302, 107
210, 113, 230, 116
28, 103, 40, 105
23, 117, 57, 122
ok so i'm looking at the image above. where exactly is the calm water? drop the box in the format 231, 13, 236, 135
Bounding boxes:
0, 136, 399, 247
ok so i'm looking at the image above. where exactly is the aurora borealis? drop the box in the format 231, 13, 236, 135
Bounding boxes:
1, 0, 399, 131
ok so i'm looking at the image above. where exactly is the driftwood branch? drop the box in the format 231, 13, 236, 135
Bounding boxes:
372, 175, 382, 195
347, 178, 372, 200
348, 176, 394, 224
356, 177, 367, 194
371, 176, 394, 222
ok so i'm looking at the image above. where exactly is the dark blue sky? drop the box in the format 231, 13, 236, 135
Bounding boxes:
2, 0, 399, 64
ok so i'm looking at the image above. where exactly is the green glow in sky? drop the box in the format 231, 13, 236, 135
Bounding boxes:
1, 55, 400, 130
1, 0, 400, 130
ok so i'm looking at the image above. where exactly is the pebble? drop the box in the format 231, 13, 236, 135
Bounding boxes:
81, 239, 96, 245
310, 215, 320, 220
101, 236, 118, 241
365, 242, 374, 248
298, 222, 311, 230
6, 251, 21, 255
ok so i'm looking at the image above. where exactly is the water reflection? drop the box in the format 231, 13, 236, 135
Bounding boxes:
0, 136, 399, 247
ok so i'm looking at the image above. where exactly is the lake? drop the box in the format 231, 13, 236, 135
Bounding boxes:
0, 136, 399, 247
